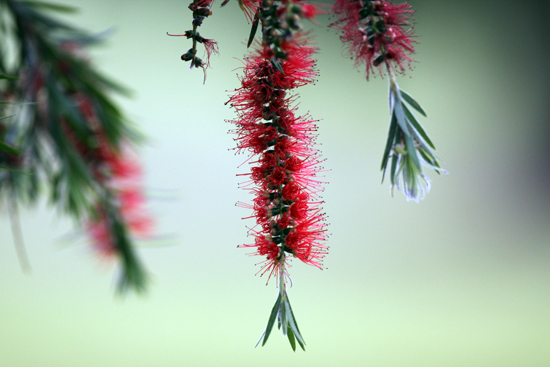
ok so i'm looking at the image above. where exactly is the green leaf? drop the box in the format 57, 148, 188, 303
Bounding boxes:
272, 59, 285, 76
20, 0, 79, 13
247, 13, 260, 48
392, 90, 421, 171
418, 147, 442, 170
400, 90, 427, 117
381, 110, 398, 175
285, 296, 305, 350
0, 140, 22, 155
402, 103, 435, 149
404, 133, 421, 171
12, 1, 80, 32
390, 153, 398, 186
280, 295, 287, 333
0, 114, 16, 121
391, 90, 411, 138
0, 74, 19, 81
108, 201, 148, 294
287, 324, 297, 351
0, 101, 37, 105
0, 165, 32, 174
261, 293, 282, 347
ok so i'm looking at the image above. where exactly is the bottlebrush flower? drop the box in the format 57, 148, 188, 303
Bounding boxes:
228, 35, 328, 283
331, 0, 416, 79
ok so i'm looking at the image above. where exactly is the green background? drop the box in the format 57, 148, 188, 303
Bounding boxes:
1, 0, 549, 366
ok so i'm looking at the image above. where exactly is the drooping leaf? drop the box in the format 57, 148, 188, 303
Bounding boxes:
247, 13, 260, 48
285, 296, 305, 350
381, 110, 398, 174
0, 165, 31, 174
261, 292, 282, 347
391, 90, 411, 138
0, 140, 22, 155
20, 0, 79, 14
286, 324, 297, 351
280, 295, 287, 333
0, 114, 15, 120
400, 89, 427, 117
390, 153, 398, 186
0, 74, 19, 80
402, 103, 435, 149
404, 132, 421, 171
272, 59, 285, 76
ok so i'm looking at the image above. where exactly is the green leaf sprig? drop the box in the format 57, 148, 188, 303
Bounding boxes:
256, 254, 306, 351
381, 68, 444, 201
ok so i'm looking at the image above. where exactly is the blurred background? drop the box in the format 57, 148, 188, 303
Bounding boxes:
1, 0, 549, 366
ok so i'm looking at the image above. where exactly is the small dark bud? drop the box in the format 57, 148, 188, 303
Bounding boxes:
193, 56, 203, 68
181, 48, 196, 61
193, 16, 204, 27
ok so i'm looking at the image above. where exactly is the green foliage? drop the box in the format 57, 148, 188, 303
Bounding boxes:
380, 73, 444, 201
0, 0, 147, 293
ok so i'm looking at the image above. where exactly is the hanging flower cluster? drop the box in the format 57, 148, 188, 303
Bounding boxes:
168, 0, 225, 82
228, 0, 327, 351
230, 39, 327, 281
331, 0, 444, 201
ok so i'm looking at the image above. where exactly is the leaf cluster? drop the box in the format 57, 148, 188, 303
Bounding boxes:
257, 270, 306, 351
0, 0, 146, 293
381, 83, 443, 201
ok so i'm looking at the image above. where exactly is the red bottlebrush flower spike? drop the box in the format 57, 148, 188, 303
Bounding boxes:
331, 0, 416, 79
230, 0, 329, 351
229, 36, 328, 283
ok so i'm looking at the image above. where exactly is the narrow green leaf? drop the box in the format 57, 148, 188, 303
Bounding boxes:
404, 133, 421, 171
0, 114, 15, 120
0, 140, 22, 155
0, 101, 36, 105
285, 297, 305, 350
247, 13, 260, 48
390, 154, 398, 186
20, 0, 79, 13
418, 147, 442, 170
381, 111, 398, 173
14, 1, 80, 32
272, 59, 285, 76
0, 74, 19, 80
400, 90, 427, 117
392, 90, 411, 138
417, 143, 436, 163
0, 165, 32, 174
280, 296, 287, 334
402, 103, 435, 149
287, 325, 297, 351
262, 293, 282, 346
108, 201, 148, 294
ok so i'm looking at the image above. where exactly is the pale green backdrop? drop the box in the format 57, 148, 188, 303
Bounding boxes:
1, 0, 549, 366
